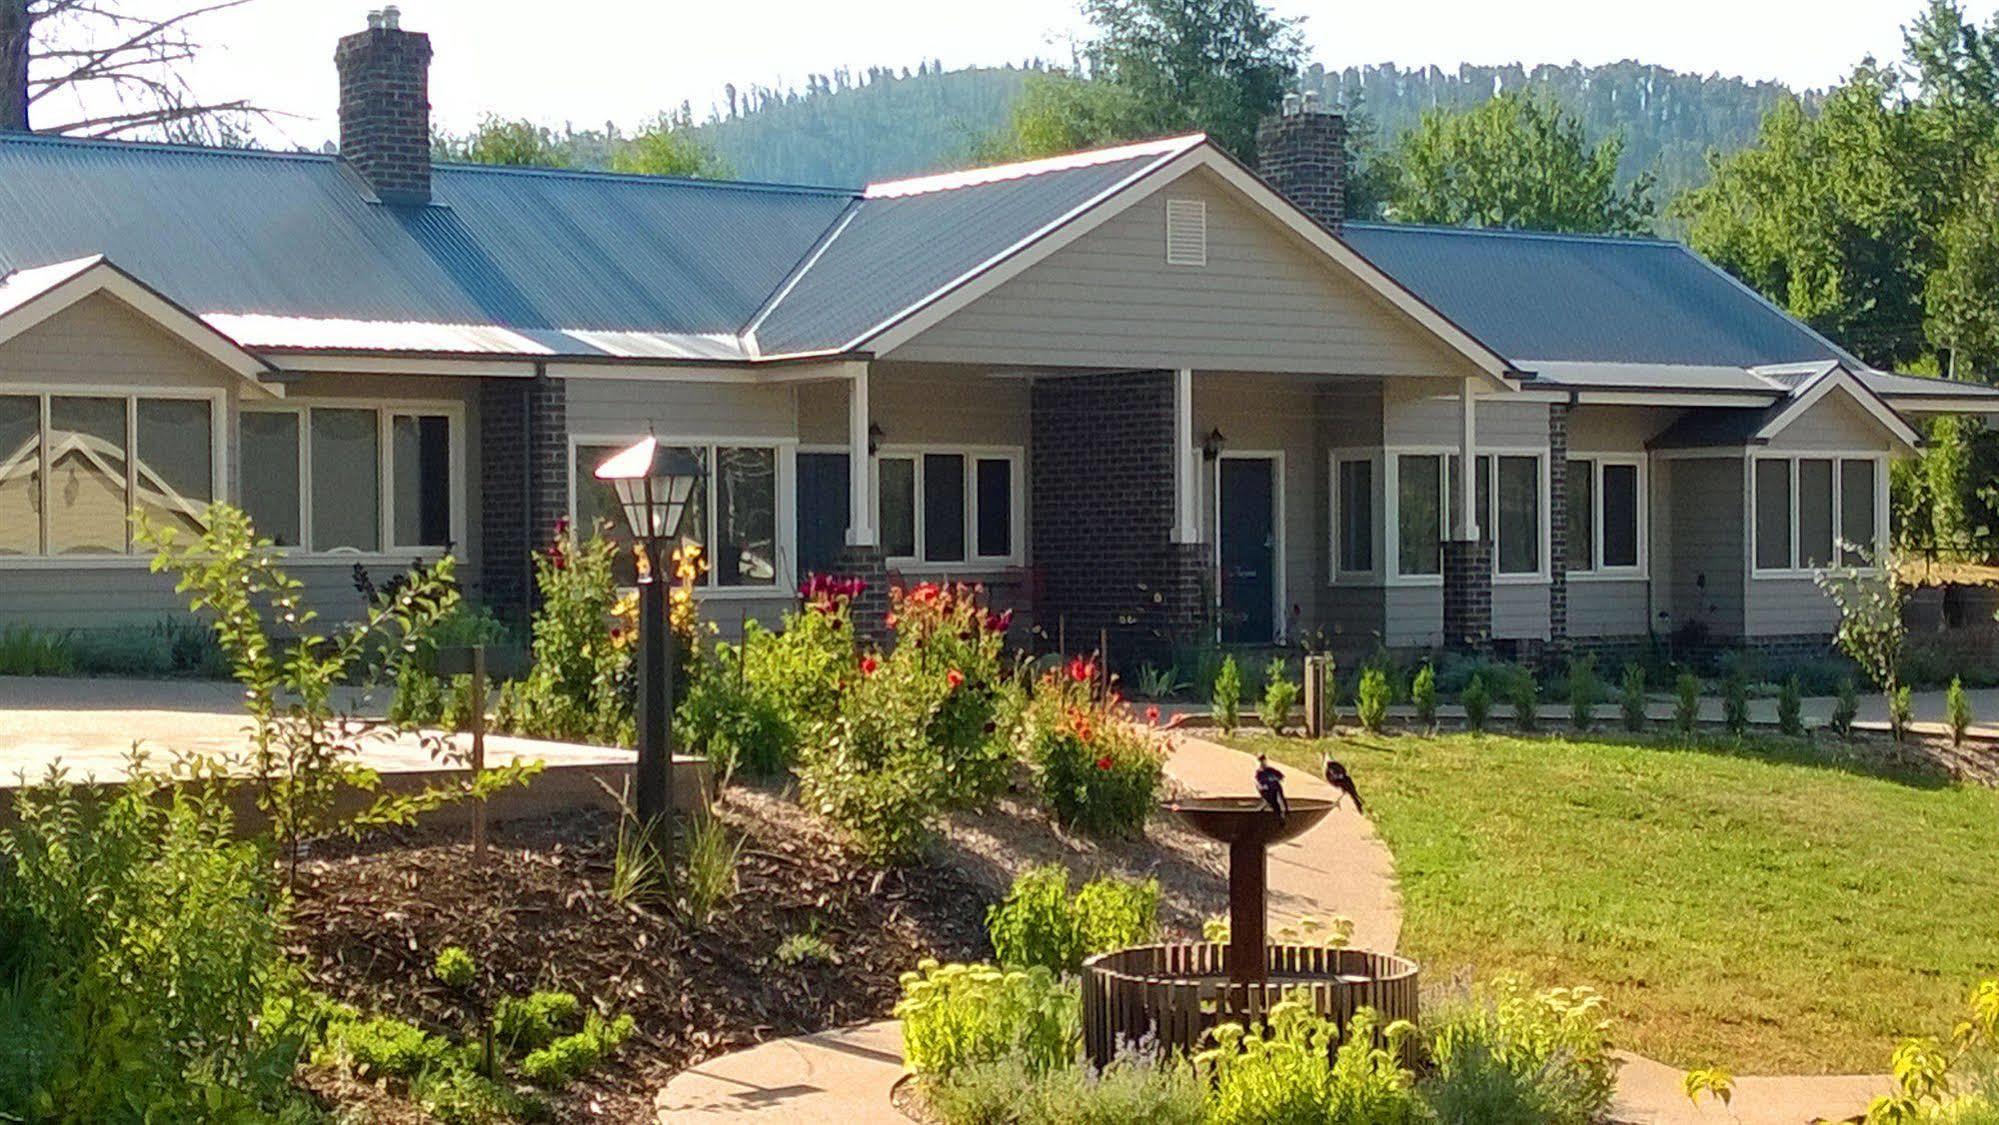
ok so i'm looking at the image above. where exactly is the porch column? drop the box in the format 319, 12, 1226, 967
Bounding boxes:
836, 363, 889, 638
1442, 376, 1492, 651
1172, 368, 1198, 544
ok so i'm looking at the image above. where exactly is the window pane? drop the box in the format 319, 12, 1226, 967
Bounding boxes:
1601, 463, 1639, 568
0, 396, 40, 555
716, 446, 776, 587
1798, 459, 1834, 568
572, 443, 637, 585
664, 445, 708, 562
1497, 455, 1539, 574
1566, 459, 1593, 572
1338, 459, 1373, 571
392, 415, 452, 548
241, 412, 301, 547
134, 399, 213, 542
1841, 459, 1878, 565
976, 457, 1012, 558
48, 396, 127, 555
879, 457, 915, 558
923, 453, 966, 563
1754, 459, 1791, 570
1476, 456, 1492, 543
1397, 454, 1441, 575
310, 408, 379, 552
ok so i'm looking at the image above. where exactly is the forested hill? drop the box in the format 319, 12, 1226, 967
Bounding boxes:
689, 59, 1803, 200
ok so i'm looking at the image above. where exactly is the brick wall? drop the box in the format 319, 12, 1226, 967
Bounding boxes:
1442, 540, 1492, 651
1254, 110, 1347, 231
335, 19, 433, 204
836, 544, 891, 643
478, 374, 568, 624
1030, 371, 1207, 662
1548, 403, 1571, 656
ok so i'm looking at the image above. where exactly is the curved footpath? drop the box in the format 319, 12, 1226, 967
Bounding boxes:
655, 735, 1886, 1124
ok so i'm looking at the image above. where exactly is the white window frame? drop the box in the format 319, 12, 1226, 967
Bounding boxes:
1564, 454, 1648, 581
567, 433, 797, 598
1383, 445, 1550, 587
239, 398, 467, 560
0, 385, 227, 568
1327, 449, 1383, 584
1747, 451, 1889, 579
870, 443, 1025, 571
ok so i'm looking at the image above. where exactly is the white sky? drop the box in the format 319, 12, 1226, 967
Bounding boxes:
50, 0, 1999, 148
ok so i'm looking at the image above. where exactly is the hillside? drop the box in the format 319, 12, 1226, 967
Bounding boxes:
687, 59, 1801, 203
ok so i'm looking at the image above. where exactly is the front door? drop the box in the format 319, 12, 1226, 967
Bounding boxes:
795, 452, 850, 581
1218, 457, 1277, 644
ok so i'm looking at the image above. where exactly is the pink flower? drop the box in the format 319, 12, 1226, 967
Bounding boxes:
947, 668, 965, 689
1145, 705, 1161, 725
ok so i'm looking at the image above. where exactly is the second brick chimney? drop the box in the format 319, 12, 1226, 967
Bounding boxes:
335, 6, 433, 205
1255, 92, 1346, 232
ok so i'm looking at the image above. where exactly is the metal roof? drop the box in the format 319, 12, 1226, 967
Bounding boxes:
1340, 222, 1850, 368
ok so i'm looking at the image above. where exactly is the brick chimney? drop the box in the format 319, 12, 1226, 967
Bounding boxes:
335, 6, 433, 205
1255, 92, 1346, 232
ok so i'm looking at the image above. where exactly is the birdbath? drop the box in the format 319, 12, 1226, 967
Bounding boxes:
1165, 795, 1334, 985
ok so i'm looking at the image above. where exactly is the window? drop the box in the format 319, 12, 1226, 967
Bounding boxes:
242, 404, 456, 555
0, 392, 217, 558
1394, 450, 1544, 580
877, 448, 1021, 566
1335, 457, 1374, 572
1752, 455, 1882, 573
571, 440, 778, 590
1565, 459, 1642, 574
1494, 456, 1539, 574
1396, 454, 1442, 576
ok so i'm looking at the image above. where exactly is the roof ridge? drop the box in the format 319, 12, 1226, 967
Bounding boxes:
0, 130, 335, 164
864, 134, 1205, 199
1342, 219, 1681, 248
433, 160, 860, 197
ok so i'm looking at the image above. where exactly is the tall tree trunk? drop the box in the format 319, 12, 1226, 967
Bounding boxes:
0, 0, 28, 132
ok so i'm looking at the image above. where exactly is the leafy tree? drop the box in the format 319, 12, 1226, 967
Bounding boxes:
437, 115, 568, 167
610, 108, 730, 178
1378, 92, 1654, 234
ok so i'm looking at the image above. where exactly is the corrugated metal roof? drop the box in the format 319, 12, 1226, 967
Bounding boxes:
1341, 222, 1848, 368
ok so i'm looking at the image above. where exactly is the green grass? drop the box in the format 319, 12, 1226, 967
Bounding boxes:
1233, 729, 1999, 1074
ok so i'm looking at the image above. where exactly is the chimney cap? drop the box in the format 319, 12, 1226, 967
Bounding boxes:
1302, 90, 1320, 113
1282, 92, 1302, 116
365, 8, 383, 29
381, 5, 400, 29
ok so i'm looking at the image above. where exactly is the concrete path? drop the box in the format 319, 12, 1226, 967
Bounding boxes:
1611, 1051, 1885, 1124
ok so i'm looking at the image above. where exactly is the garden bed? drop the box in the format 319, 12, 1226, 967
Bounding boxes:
290, 786, 993, 1121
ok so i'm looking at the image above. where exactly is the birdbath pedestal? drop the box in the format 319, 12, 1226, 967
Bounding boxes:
1164, 795, 1335, 985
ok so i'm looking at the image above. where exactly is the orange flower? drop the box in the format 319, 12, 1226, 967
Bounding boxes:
1067, 657, 1092, 684
947, 668, 965, 689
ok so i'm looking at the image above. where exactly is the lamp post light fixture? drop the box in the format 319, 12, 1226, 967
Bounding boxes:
594, 435, 705, 841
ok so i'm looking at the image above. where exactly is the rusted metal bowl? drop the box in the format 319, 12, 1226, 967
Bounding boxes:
1163, 795, 1335, 847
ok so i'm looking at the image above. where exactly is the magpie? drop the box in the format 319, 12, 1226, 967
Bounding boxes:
1254, 754, 1288, 821
1322, 754, 1364, 815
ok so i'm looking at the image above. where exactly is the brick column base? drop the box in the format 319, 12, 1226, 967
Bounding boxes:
835, 545, 891, 645
1547, 403, 1572, 658
1442, 540, 1492, 652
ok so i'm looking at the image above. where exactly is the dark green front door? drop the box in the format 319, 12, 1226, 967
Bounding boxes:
1219, 457, 1276, 644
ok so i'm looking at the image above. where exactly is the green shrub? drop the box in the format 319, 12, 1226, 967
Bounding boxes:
1199, 1002, 1423, 1125
986, 866, 1160, 975
1020, 662, 1164, 839
1260, 658, 1300, 733
1722, 674, 1750, 735
1412, 664, 1438, 730
0, 625, 79, 676
927, 1053, 1205, 1125
1133, 661, 1188, 700
1832, 678, 1860, 739
494, 991, 581, 1051
0, 767, 310, 1122
318, 1013, 458, 1079
518, 1011, 634, 1088
1357, 667, 1392, 733
1213, 655, 1243, 733
1462, 674, 1491, 732
1949, 676, 1974, 748
682, 810, 742, 926
433, 946, 476, 989
1778, 676, 1805, 737
895, 960, 1080, 1078
1509, 673, 1539, 733
1419, 979, 1618, 1125
1619, 664, 1646, 732
493, 523, 637, 746
774, 933, 836, 967
409, 1065, 536, 1125
1674, 673, 1701, 737
1567, 657, 1599, 732
1889, 684, 1915, 745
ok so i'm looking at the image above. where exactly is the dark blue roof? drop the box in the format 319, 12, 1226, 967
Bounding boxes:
1340, 222, 1848, 368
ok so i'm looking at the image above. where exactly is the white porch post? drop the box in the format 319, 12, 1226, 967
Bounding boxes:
1172, 367, 1198, 543
846, 364, 876, 546
1455, 376, 1479, 540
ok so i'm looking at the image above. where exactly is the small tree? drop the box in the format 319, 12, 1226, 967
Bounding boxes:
1816, 543, 1908, 742
1673, 673, 1701, 738
1722, 674, 1750, 736
1212, 655, 1242, 734
1410, 663, 1438, 731
1777, 676, 1804, 737
1259, 658, 1299, 734
1356, 667, 1391, 733
1461, 674, 1491, 732
1831, 678, 1860, 740
1889, 685, 1915, 745
1947, 676, 1973, 748
1567, 656, 1599, 732
1509, 671, 1539, 733
1619, 664, 1647, 733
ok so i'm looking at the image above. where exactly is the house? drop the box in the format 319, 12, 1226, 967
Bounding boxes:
2, 12, 1995, 662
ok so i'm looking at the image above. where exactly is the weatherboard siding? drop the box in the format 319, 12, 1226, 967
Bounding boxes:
1665, 458, 1745, 638
1382, 386, 1548, 448
0, 293, 232, 391
1745, 577, 1839, 637
1568, 579, 1650, 638
887, 168, 1485, 379
562, 376, 797, 442
1762, 392, 1896, 452
1193, 373, 1323, 634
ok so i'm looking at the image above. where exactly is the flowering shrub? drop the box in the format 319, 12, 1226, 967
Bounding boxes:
894, 959, 1080, 1078
985, 865, 1160, 975
1198, 1001, 1423, 1125
1020, 658, 1165, 837
1419, 978, 1618, 1125
493, 522, 634, 746
886, 583, 1014, 805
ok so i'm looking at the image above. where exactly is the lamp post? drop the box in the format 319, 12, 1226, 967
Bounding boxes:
594, 436, 704, 843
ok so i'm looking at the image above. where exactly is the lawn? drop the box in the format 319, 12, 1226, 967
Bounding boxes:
1233, 729, 1999, 1074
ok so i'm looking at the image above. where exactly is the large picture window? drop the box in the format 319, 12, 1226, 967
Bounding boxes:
1752, 455, 1883, 574
0, 391, 218, 558
571, 439, 779, 590
1565, 458, 1643, 575
242, 404, 457, 555
876, 447, 1021, 567
1392, 450, 1544, 581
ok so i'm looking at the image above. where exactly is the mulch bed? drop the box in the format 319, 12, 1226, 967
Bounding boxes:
289, 784, 992, 1122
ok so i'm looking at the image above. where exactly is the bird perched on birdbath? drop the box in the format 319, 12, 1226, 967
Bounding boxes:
1254, 754, 1287, 821
1323, 754, 1364, 814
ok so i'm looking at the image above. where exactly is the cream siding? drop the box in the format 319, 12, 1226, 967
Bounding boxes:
1194, 373, 1321, 636
1665, 457, 1745, 638
1764, 392, 1900, 452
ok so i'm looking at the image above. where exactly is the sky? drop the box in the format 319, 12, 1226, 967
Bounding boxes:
37, 0, 1999, 148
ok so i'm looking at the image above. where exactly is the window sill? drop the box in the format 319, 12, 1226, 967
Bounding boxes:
885, 559, 1025, 574
1567, 569, 1650, 583
1752, 567, 1874, 581
0, 550, 456, 570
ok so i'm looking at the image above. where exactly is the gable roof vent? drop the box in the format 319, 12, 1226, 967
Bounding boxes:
1165, 198, 1207, 266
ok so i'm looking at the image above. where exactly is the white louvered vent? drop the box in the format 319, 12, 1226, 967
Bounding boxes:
1165, 198, 1207, 266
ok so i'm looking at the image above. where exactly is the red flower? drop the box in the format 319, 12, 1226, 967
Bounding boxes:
552, 516, 571, 538
947, 668, 965, 689
609, 626, 624, 642
1145, 705, 1161, 725
1067, 657, 1092, 684
1095, 755, 1114, 771
860, 655, 879, 676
